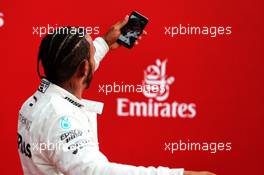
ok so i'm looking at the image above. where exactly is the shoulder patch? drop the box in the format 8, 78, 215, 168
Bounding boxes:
60, 117, 71, 130
38, 79, 50, 93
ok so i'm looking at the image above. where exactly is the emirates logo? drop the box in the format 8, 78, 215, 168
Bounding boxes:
143, 59, 174, 101
116, 58, 197, 119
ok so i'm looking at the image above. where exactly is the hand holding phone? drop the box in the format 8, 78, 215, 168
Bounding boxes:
117, 11, 149, 49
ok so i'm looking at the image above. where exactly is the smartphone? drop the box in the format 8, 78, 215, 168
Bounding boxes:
117, 11, 149, 49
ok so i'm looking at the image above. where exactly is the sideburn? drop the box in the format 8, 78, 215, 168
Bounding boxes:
85, 61, 93, 89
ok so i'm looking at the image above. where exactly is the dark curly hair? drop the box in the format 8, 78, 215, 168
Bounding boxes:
37, 27, 92, 85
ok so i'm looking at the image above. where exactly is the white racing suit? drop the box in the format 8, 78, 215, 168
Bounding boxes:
17, 37, 184, 175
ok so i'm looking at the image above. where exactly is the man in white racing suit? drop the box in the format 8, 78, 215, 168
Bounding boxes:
17, 16, 215, 175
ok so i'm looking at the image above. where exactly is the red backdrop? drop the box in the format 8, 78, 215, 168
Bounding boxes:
0, 0, 263, 174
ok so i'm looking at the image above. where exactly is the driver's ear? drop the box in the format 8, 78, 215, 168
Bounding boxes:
78, 60, 89, 77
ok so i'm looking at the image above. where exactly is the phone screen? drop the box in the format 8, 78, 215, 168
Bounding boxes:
117, 11, 149, 49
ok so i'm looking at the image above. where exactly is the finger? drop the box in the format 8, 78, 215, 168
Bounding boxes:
110, 43, 120, 49
115, 15, 129, 29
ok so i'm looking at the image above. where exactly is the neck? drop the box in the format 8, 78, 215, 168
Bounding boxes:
60, 80, 84, 99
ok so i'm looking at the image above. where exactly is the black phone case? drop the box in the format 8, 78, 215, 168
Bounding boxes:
117, 11, 148, 49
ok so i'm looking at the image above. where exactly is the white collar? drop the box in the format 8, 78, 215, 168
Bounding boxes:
38, 79, 104, 114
